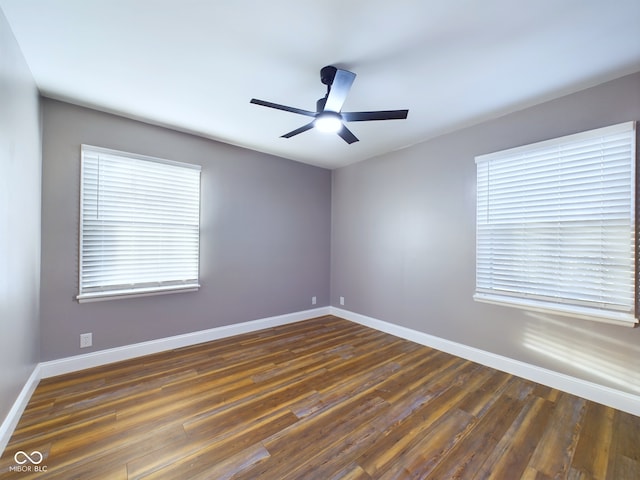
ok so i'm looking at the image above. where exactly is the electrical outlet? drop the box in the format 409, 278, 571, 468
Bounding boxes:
312, 296, 317, 305
80, 333, 92, 348
340, 296, 345, 306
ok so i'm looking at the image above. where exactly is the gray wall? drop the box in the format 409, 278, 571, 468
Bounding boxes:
331, 72, 640, 396
40, 99, 331, 361
0, 12, 41, 424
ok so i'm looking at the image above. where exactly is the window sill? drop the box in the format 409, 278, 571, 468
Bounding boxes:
77, 284, 200, 303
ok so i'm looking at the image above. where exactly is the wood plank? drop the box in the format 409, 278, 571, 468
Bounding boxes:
526, 392, 588, 478
236, 395, 389, 480
570, 402, 615, 479
357, 383, 469, 477
130, 412, 294, 479
474, 395, 554, 479
377, 408, 477, 479
606, 409, 640, 480
427, 392, 525, 479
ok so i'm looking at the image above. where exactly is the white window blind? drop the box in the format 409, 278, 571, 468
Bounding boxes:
78, 145, 201, 302
475, 122, 637, 326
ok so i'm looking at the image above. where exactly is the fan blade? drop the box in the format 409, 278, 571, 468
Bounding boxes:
250, 98, 316, 117
281, 121, 315, 138
342, 110, 409, 122
324, 69, 356, 112
337, 125, 359, 144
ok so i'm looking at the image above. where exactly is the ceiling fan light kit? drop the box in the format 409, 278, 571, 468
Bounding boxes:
314, 112, 342, 133
250, 65, 409, 144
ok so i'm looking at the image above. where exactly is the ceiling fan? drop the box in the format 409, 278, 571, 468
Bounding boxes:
250, 66, 409, 144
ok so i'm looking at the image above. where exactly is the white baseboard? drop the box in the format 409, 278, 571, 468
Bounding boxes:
0, 365, 41, 455
330, 307, 640, 417
40, 307, 331, 378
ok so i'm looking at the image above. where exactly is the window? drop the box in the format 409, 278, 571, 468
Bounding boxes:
475, 122, 637, 326
78, 145, 201, 302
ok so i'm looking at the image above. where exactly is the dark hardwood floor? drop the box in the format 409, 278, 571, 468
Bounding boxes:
1, 315, 638, 479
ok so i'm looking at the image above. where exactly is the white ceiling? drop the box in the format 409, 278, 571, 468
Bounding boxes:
2, 1, 639, 169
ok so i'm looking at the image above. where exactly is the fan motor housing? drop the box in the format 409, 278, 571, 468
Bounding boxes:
320, 66, 337, 86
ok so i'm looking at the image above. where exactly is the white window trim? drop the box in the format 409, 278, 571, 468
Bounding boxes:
474, 122, 637, 327
77, 145, 201, 303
